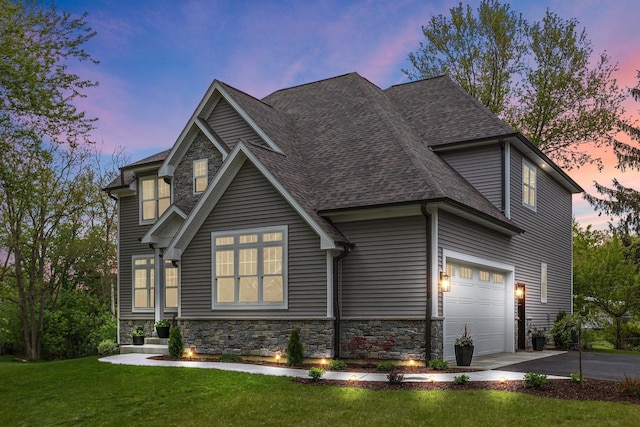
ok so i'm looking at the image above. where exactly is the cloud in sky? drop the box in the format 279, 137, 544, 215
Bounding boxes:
56, 0, 640, 229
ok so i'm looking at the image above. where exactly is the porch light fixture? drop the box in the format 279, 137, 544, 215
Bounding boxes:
349, 374, 358, 383
515, 283, 525, 301
275, 351, 281, 364
439, 272, 451, 292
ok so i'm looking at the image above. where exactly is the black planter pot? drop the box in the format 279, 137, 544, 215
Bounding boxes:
532, 336, 546, 351
156, 326, 170, 338
454, 345, 474, 366
132, 335, 145, 345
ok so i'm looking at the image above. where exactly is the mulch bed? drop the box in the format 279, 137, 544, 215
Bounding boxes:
293, 377, 640, 404
149, 355, 639, 404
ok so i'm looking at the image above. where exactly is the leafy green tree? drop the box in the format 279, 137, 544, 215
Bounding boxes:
573, 224, 640, 349
404, 0, 527, 116
585, 71, 640, 234
404, 1, 625, 170
0, 1, 98, 360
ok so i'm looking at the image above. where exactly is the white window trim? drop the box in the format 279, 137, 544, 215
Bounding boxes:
540, 263, 548, 303
211, 225, 288, 310
193, 158, 208, 194
132, 255, 154, 312
522, 159, 537, 211
139, 176, 171, 224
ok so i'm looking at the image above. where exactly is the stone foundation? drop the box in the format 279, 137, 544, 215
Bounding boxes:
120, 320, 155, 343
119, 318, 445, 361
180, 319, 334, 358
340, 319, 427, 361
430, 317, 444, 360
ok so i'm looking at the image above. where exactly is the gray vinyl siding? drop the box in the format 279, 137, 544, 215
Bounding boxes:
437, 146, 573, 328
338, 215, 427, 318
509, 148, 573, 328
118, 194, 154, 319
205, 98, 264, 149
180, 162, 327, 318
439, 144, 503, 209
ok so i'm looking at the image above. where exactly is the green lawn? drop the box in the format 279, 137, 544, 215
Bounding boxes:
0, 356, 638, 426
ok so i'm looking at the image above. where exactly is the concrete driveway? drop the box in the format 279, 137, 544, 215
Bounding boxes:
499, 351, 640, 381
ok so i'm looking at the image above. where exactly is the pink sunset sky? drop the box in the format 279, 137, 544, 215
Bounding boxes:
56, 0, 640, 229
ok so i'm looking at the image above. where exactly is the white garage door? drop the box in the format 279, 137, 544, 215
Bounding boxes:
443, 262, 508, 361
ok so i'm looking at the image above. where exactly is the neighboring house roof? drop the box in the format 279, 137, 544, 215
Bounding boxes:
108, 72, 586, 248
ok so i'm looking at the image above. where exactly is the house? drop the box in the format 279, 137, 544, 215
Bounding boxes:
105, 72, 582, 362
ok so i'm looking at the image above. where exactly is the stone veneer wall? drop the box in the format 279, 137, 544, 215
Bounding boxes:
340, 319, 427, 361
120, 320, 155, 344
180, 319, 334, 358
430, 317, 444, 360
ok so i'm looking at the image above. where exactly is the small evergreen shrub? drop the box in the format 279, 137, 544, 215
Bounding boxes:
570, 372, 582, 383
386, 371, 404, 384
287, 328, 304, 366
428, 359, 449, 370
308, 367, 325, 382
328, 359, 347, 371
523, 372, 549, 389
619, 375, 640, 397
376, 361, 396, 372
168, 327, 184, 359
453, 374, 470, 385
97, 339, 118, 356
219, 354, 243, 363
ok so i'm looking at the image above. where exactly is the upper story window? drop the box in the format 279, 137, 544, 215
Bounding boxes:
193, 159, 208, 194
140, 176, 170, 223
212, 226, 287, 309
522, 160, 537, 210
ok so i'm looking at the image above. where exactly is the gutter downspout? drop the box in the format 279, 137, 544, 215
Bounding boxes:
420, 203, 433, 361
333, 243, 353, 359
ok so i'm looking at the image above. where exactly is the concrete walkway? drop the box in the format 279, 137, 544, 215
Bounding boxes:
99, 350, 568, 382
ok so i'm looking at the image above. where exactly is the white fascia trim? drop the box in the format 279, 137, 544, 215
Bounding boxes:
164, 149, 247, 261
214, 84, 284, 154
165, 141, 337, 261
195, 117, 229, 160
158, 125, 197, 178
240, 143, 336, 250
141, 205, 187, 245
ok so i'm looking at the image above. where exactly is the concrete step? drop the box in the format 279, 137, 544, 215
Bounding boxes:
120, 343, 168, 355
144, 337, 168, 345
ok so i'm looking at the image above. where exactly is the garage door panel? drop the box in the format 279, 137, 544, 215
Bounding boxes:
444, 263, 507, 361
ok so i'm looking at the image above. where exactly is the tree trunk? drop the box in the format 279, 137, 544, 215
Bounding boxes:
615, 317, 622, 350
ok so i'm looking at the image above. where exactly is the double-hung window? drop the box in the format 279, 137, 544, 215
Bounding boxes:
522, 160, 537, 210
133, 256, 155, 310
212, 226, 287, 309
133, 256, 179, 310
165, 259, 178, 309
193, 159, 208, 193
140, 176, 170, 223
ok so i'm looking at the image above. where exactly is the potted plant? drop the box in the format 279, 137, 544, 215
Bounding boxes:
155, 319, 170, 338
131, 326, 145, 345
531, 325, 547, 351
454, 325, 474, 366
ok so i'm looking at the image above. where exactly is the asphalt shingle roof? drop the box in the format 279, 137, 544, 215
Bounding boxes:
108, 73, 528, 237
